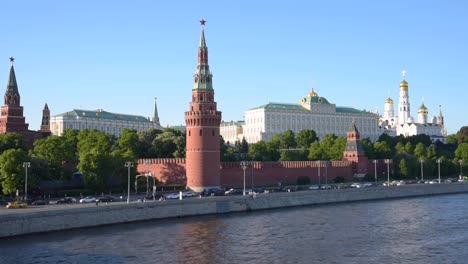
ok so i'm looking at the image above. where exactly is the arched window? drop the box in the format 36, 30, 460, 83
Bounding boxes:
200, 129, 202, 136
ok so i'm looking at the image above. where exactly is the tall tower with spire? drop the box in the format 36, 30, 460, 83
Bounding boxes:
38, 103, 51, 135
398, 70, 410, 125
0, 57, 29, 134
184, 19, 222, 192
152, 97, 160, 126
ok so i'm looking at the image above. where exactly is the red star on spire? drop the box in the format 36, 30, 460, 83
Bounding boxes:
200, 19, 206, 26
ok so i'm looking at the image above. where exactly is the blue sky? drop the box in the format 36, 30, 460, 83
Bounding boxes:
1, 1, 467, 134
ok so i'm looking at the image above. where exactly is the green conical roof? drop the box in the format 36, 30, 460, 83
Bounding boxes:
193, 21, 213, 90
6, 64, 19, 97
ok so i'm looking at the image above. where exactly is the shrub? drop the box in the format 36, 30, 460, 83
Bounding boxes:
296, 176, 311, 185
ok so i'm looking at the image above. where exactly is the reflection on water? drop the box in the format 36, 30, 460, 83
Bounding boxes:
1, 194, 468, 263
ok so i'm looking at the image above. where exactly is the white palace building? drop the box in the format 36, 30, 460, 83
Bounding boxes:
50, 100, 162, 137
221, 87, 380, 144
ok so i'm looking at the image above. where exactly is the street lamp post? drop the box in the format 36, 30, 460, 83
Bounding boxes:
318, 161, 321, 185
125, 162, 134, 204
459, 159, 463, 180
145, 160, 150, 195
325, 161, 328, 185
240, 161, 248, 196
420, 159, 424, 181
373, 160, 378, 183
384, 159, 391, 186
23, 162, 30, 201
437, 159, 442, 183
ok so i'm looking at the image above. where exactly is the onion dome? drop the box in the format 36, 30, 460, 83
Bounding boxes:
418, 102, 428, 114
400, 70, 408, 91
308, 88, 318, 97
385, 97, 393, 104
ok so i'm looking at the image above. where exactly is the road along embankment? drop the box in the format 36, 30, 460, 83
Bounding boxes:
1, 183, 468, 238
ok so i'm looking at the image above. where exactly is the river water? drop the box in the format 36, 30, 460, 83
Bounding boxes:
1, 194, 468, 264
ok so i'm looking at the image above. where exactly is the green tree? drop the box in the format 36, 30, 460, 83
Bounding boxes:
77, 130, 114, 191
308, 141, 323, 160
138, 128, 163, 158
280, 130, 296, 150
455, 143, 468, 160
0, 149, 29, 195
405, 142, 414, 154
361, 138, 375, 159
399, 159, 408, 177
33, 135, 75, 180
249, 141, 268, 161
414, 143, 426, 159
0, 133, 25, 152
374, 141, 391, 159
115, 129, 140, 160
395, 142, 405, 154
296, 129, 318, 149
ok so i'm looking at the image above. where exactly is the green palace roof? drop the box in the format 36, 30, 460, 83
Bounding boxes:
54, 109, 152, 122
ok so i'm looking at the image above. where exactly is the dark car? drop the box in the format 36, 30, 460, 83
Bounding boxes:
56, 197, 76, 204
201, 188, 225, 196
145, 193, 164, 200
96, 196, 114, 203
31, 199, 49, 205
0, 199, 7, 206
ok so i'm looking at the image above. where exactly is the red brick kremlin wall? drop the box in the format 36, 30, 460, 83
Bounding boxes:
137, 159, 358, 188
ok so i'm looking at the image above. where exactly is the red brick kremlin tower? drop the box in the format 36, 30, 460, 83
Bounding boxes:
185, 19, 222, 192
0, 57, 29, 134
343, 121, 368, 175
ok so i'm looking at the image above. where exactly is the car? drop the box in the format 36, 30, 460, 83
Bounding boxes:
56, 197, 76, 204
0, 199, 7, 206
165, 193, 180, 199
6, 202, 27, 209
31, 199, 49, 205
96, 196, 114, 203
320, 185, 332, 190
225, 188, 242, 195
182, 191, 197, 197
145, 193, 165, 200
350, 183, 362, 188
79, 197, 96, 203
201, 188, 225, 196
308, 185, 320, 190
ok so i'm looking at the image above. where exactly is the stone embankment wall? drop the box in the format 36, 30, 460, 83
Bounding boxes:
1, 183, 468, 238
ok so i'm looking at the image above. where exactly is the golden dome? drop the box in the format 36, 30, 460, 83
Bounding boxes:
385, 97, 393, 104
418, 103, 429, 114
400, 79, 408, 90
308, 88, 318, 97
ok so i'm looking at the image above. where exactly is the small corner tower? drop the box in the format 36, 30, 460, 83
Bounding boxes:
343, 120, 368, 175
184, 19, 222, 192
0, 57, 29, 134
39, 103, 51, 135
398, 70, 410, 125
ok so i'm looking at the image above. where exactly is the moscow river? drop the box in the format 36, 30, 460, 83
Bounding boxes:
1, 193, 468, 264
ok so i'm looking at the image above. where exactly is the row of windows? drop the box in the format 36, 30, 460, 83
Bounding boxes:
188, 129, 216, 137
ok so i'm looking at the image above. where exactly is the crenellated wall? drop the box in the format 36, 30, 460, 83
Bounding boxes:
138, 159, 359, 188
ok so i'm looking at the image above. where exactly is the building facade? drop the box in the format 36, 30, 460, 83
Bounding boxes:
221, 88, 380, 144
184, 19, 222, 192
379, 71, 446, 142
50, 106, 162, 137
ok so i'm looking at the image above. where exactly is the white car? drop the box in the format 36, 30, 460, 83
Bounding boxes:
165, 193, 180, 199
79, 197, 96, 203
308, 185, 320, 190
182, 191, 196, 197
